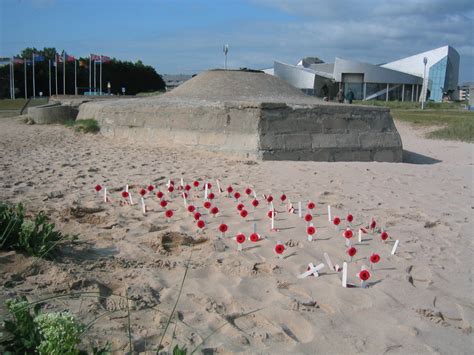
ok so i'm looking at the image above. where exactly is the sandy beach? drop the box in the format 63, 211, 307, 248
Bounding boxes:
0, 115, 472, 354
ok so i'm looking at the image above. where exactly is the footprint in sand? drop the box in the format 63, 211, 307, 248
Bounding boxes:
406, 265, 433, 288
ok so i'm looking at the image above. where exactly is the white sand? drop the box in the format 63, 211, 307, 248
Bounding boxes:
0, 116, 472, 354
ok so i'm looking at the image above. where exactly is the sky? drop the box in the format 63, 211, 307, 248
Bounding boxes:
1, 0, 473, 82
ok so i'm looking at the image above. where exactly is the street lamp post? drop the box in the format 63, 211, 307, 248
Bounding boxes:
223, 44, 229, 70
421, 57, 428, 110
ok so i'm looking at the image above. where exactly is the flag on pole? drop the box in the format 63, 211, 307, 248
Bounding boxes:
90, 53, 101, 61
65, 53, 75, 62
33, 55, 45, 62
13, 57, 24, 64
56, 53, 63, 63
101, 55, 111, 63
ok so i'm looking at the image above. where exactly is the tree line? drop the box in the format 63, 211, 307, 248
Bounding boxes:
0, 47, 166, 98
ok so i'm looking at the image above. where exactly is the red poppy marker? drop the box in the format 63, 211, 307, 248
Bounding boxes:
147, 185, 154, 192
347, 246, 357, 262
245, 187, 252, 196
233, 191, 241, 201
252, 199, 259, 208
204, 201, 212, 209
307, 202, 315, 210
122, 191, 129, 199
369, 253, 380, 270
275, 242, 285, 258
358, 268, 371, 288
307, 225, 316, 241
226, 185, 233, 197
139, 188, 147, 197
236, 233, 246, 251
168, 185, 174, 193
156, 191, 164, 199
210, 206, 219, 216
344, 228, 353, 247
346, 214, 354, 223
240, 210, 248, 219
237, 203, 245, 211
193, 181, 200, 188
185, 184, 191, 192
197, 219, 205, 230
122, 190, 132, 205
194, 212, 201, 221
165, 209, 173, 222
187, 205, 196, 213
380, 231, 389, 241
267, 210, 274, 219
218, 223, 228, 238
280, 194, 287, 202
250, 233, 260, 242
266, 195, 273, 203
160, 200, 168, 208
370, 218, 376, 231
304, 213, 313, 222
333, 216, 341, 226
208, 192, 215, 200
95, 184, 102, 192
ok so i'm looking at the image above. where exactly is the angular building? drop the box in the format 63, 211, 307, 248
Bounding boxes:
272, 45, 459, 102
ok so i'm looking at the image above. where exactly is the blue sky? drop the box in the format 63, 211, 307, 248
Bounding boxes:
1, 0, 473, 82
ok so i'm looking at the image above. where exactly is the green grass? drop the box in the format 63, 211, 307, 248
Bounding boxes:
391, 109, 474, 142
354, 100, 466, 110
65, 119, 100, 133
0, 98, 48, 110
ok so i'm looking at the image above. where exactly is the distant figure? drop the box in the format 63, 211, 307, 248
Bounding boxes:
346, 89, 354, 104
337, 89, 344, 103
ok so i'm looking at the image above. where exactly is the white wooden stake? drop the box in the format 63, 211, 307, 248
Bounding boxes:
324, 252, 335, 271
298, 201, 302, 218
252, 189, 257, 199
342, 262, 347, 288
307, 222, 314, 241
237, 243, 242, 252
216, 179, 222, 193
204, 184, 208, 200
358, 228, 362, 243
182, 192, 187, 208
391, 240, 400, 255
253, 223, 257, 234
103, 187, 107, 203
125, 184, 129, 192
345, 238, 351, 247
129, 193, 134, 206
180, 178, 184, 187
271, 208, 275, 230
328, 205, 332, 222
141, 197, 146, 214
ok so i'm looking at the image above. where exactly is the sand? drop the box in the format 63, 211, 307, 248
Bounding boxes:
0, 115, 472, 354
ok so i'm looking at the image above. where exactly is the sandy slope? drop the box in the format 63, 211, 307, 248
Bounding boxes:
0, 116, 472, 354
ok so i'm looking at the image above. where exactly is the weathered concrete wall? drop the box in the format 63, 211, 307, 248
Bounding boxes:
77, 98, 402, 162
259, 104, 402, 162
28, 103, 78, 124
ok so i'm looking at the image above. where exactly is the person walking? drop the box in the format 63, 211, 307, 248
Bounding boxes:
336, 89, 344, 103
346, 89, 354, 104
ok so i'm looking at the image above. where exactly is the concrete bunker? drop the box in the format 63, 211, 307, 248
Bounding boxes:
77, 69, 403, 162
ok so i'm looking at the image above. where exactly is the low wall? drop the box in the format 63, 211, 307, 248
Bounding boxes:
77, 99, 403, 162
28, 103, 78, 124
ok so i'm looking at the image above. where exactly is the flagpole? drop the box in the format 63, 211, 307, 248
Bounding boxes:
93, 60, 96, 94
24, 60, 27, 99
63, 51, 66, 95
9, 57, 13, 99
32, 53, 36, 98
12, 58, 15, 99
74, 59, 77, 95
48, 59, 51, 97
99, 55, 102, 95
89, 54, 92, 93
55, 54, 58, 95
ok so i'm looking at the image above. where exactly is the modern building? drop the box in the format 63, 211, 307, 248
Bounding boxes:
458, 82, 473, 102
270, 45, 460, 102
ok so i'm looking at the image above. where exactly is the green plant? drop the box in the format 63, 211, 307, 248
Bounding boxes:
172, 344, 187, 355
2, 297, 42, 353
0, 202, 71, 258
66, 119, 100, 134
34, 312, 83, 355
2, 298, 83, 355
